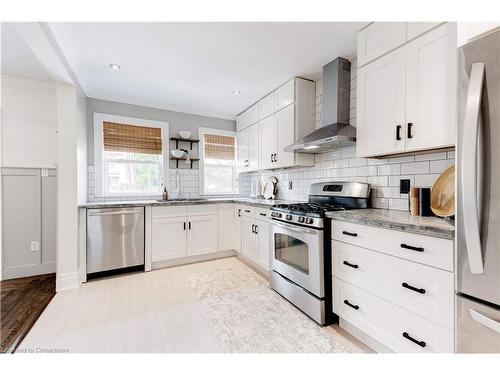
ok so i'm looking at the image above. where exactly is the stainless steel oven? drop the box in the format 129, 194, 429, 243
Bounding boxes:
270, 220, 324, 298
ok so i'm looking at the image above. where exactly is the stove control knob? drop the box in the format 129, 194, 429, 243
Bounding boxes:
285, 214, 292, 221
271, 212, 277, 217
305, 218, 314, 225
277, 213, 282, 218
298, 216, 305, 223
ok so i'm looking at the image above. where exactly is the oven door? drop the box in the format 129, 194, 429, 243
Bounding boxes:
270, 219, 324, 298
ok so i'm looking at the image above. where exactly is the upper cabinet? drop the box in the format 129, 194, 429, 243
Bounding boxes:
237, 77, 315, 172
357, 23, 456, 158
236, 103, 259, 132
357, 22, 444, 67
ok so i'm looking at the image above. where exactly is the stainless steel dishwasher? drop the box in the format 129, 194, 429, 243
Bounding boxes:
87, 207, 145, 277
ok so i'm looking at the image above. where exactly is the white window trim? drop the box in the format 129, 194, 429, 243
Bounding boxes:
198, 127, 239, 196
93, 113, 169, 197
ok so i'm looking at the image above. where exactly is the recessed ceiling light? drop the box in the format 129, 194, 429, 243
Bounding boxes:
304, 145, 320, 150
109, 63, 121, 70
233, 90, 240, 95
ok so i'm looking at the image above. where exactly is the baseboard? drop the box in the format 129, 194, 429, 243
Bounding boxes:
56, 271, 80, 292
152, 249, 237, 270
2, 262, 56, 280
339, 318, 392, 353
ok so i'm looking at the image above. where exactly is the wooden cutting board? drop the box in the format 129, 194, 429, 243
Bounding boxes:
431, 165, 455, 217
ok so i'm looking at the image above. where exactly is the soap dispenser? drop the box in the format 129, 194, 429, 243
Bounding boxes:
162, 187, 168, 201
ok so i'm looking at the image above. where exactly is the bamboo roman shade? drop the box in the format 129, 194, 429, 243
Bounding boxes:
203, 134, 235, 160
103, 122, 162, 155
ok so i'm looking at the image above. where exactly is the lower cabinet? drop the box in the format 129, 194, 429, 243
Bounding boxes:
218, 204, 235, 251
234, 205, 243, 253
151, 205, 218, 262
241, 215, 270, 271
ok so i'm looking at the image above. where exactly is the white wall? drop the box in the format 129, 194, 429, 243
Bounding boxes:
56, 83, 79, 291
1, 76, 57, 168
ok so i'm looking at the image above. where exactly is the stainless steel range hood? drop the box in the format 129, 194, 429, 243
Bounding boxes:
285, 57, 356, 153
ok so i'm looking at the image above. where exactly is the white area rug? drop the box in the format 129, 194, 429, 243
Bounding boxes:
187, 259, 349, 353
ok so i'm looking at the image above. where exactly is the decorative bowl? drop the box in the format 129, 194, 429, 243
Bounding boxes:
171, 149, 185, 158
178, 131, 191, 139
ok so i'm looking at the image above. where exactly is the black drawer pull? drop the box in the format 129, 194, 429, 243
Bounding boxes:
396, 125, 402, 140
343, 299, 359, 310
402, 332, 426, 348
402, 282, 426, 294
400, 243, 424, 252
342, 231, 358, 237
407, 122, 414, 139
343, 261, 359, 269
251, 224, 255, 234
244, 209, 251, 213
259, 213, 267, 217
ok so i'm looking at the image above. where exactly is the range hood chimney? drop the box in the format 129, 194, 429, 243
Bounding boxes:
285, 57, 356, 153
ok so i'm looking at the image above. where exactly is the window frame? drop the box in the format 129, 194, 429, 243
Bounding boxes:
198, 127, 239, 196
93, 113, 169, 197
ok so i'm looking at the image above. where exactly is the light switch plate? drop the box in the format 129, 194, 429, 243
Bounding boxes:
30, 241, 40, 251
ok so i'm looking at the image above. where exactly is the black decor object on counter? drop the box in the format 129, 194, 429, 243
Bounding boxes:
418, 187, 433, 217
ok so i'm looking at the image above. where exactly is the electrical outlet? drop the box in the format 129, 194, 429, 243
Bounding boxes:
30, 241, 39, 252
400, 179, 411, 194
288, 181, 293, 190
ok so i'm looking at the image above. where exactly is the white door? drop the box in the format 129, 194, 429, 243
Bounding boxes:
237, 127, 249, 171
152, 216, 187, 261
357, 47, 407, 157
218, 204, 235, 251
187, 214, 218, 256
259, 115, 276, 170
275, 104, 296, 168
247, 123, 260, 171
256, 220, 270, 271
404, 24, 456, 152
241, 216, 258, 260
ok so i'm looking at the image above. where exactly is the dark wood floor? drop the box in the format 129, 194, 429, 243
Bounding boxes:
0, 273, 56, 353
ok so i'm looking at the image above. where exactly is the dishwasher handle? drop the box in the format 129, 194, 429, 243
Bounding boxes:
88, 209, 144, 216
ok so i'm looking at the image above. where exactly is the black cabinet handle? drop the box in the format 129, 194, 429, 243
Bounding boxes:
342, 230, 358, 237
407, 122, 413, 139
343, 299, 359, 310
396, 125, 402, 140
400, 243, 424, 252
183, 222, 186, 231
343, 261, 359, 269
402, 282, 426, 294
244, 209, 250, 213
255, 225, 258, 235
259, 213, 267, 217
238, 209, 241, 217
271, 154, 274, 163
274, 153, 277, 162
251, 224, 255, 234
402, 332, 426, 348
188, 222, 191, 230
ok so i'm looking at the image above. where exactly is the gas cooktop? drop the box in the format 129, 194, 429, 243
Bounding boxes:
272, 203, 346, 217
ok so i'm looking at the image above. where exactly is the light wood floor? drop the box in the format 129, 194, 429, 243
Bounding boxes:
18, 257, 371, 353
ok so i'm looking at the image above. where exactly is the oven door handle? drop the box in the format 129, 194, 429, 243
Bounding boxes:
271, 220, 319, 235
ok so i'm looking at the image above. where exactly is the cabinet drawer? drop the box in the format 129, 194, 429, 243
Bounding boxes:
152, 206, 187, 218
240, 205, 270, 220
334, 278, 454, 353
332, 221, 453, 271
357, 22, 407, 67
187, 204, 217, 216
332, 240, 454, 329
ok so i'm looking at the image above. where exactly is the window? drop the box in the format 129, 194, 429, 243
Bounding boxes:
94, 114, 169, 197
199, 128, 238, 195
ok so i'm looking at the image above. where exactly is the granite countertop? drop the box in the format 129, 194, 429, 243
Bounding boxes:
326, 208, 455, 239
78, 197, 303, 209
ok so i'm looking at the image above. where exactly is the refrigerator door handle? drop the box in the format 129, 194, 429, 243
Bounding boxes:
469, 309, 500, 333
462, 62, 485, 274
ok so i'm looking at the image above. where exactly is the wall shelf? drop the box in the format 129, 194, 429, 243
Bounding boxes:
169, 156, 199, 169
169, 137, 200, 150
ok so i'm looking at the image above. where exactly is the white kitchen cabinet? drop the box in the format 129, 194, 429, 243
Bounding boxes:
357, 23, 456, 157
241, 216, 258, 261
404, 24, 456, 152
259, 92, 276, 120
237, 77, 315, 172
275, 79, 295, 111
218, 203, 235, 251
236, 103, 259, 132
256, 220, 270, 271
187, 214, 218, 256
357, 48, 406, 157
152, 216, 187, 261
234, 205, 243, 253
357, 22, 407, 67
406, 22, 443, 40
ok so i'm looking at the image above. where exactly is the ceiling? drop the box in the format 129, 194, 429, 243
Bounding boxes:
1, 23, 54, 82
51, 22, 368, 119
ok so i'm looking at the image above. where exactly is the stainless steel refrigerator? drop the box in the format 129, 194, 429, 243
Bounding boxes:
457, 28, 500, 353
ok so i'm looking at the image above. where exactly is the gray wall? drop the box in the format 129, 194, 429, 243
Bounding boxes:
86, 98, 236, 165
